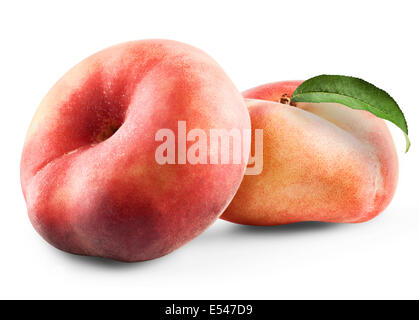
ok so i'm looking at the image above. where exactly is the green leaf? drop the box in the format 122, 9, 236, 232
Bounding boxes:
291, 75, 410, 152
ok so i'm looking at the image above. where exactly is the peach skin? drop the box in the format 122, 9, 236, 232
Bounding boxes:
21, 40, 251, 262
221, 81, 398, 225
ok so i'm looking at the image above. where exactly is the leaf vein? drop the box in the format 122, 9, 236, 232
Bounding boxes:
293, 90, 395, 118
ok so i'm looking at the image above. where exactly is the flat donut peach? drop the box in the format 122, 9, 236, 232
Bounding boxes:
21, 40, 250, 261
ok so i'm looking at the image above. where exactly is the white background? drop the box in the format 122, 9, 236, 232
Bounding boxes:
1, 0, 418, 299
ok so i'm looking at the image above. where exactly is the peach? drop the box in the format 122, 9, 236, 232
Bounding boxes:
221, 81, 398, 225
21, 40, 250, 262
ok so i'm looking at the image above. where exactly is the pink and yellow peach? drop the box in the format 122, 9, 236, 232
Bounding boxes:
221, 81, 398, 225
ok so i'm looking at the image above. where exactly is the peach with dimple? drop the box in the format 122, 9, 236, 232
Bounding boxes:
21, 40, 251, 261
